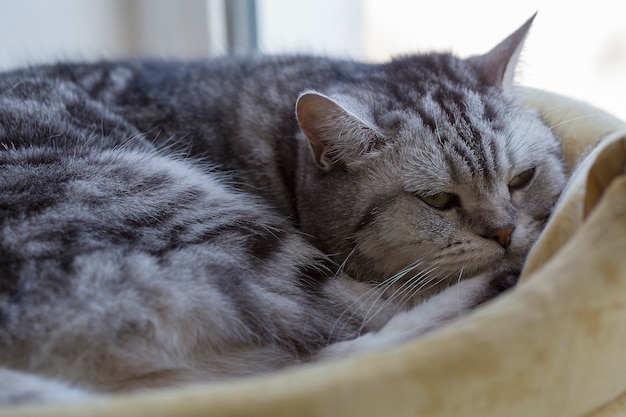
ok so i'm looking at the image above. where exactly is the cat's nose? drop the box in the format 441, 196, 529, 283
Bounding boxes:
489, 226, 515, 248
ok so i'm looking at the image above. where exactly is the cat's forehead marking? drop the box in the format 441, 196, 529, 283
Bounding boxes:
397, 88, 512, 190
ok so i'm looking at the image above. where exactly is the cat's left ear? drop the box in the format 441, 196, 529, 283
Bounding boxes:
470, 13, 536, 90
296, 91, 386, 171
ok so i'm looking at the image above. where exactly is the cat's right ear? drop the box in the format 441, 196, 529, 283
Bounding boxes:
296, 91, 385, 171
469, 13, 536, 90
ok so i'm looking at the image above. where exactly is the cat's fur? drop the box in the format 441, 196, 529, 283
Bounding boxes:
0, 16, 565, 404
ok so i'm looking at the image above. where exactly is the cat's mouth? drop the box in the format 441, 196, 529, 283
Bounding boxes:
392, 238, 528, 284
347, 220, 537, 295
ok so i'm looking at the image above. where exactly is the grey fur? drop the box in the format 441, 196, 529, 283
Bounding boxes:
0, 16, 565, 403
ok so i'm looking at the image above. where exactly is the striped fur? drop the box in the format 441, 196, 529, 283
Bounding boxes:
0, 17, 565, 403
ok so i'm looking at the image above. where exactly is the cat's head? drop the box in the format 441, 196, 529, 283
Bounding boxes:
295, 16, 566, 294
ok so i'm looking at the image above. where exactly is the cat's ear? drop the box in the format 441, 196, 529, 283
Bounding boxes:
296, 91, 385, 171
470, 13, 536, 90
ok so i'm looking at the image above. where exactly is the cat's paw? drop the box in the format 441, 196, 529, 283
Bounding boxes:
376, 272, 512, 335
319, 272, 517, 359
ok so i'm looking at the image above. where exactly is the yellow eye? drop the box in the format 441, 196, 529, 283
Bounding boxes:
509, 167, 536, 191
418, 192, 456, 210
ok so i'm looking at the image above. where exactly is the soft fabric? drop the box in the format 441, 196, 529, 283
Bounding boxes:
3, 87, 626, 417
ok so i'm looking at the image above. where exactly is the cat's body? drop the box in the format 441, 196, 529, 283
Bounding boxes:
0, 17, 566, 404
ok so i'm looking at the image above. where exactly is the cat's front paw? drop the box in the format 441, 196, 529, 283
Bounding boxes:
392, 271, 516, 330
319, 272, 517, 359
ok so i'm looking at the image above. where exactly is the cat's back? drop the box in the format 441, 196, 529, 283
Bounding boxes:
0, 57, 369, 391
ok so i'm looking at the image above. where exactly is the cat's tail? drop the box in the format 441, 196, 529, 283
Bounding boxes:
0, 368, 93, 406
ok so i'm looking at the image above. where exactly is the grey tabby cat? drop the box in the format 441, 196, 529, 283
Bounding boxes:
0, 16, 565, 404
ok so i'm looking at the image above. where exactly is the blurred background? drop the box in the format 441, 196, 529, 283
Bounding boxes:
0, 0, 624, 120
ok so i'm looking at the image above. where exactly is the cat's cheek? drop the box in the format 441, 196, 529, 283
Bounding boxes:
517, 172, 565, 221
509, 212, 540, 251
352, 204, 447, 276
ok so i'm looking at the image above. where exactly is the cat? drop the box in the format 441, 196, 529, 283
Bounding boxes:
0, 15, 566, 404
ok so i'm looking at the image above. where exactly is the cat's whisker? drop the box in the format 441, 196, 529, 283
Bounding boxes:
392, 274, 450, 320
548, 113, 598, 130
389, 265, 440, 305
394, 266, 445, 312
1, 80, 24, 97
357, 264, 440, 334
358, 271, 446, 337
434, 117, 443, 145
328, 260, 423, 341
330, 261, 423, 335
414, 273, 448, 296
374, 260, 425, 289
334, 247, 358, 278
531, 102, 603, 131
455, 267, 467, 311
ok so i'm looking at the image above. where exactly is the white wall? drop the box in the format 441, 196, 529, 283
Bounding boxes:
0, 0, 210, 67
0, 0, 624, 120
0, 0, 127, 66
256, 0, 626, 121
360, 0, 626, 122
256, 0, 364, 57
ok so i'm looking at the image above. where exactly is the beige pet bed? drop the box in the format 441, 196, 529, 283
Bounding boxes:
3, 87, 626, 417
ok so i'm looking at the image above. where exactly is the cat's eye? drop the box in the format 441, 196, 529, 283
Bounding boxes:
508, 168, 536, 191
417, 192, 458, 210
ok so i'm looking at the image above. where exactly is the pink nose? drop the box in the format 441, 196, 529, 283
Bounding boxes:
489, 226, 515, 248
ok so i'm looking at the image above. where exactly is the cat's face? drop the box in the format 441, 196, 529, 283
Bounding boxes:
338, 94, 564, 284
297, 89, 565, 288
295, 16, 566, 293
